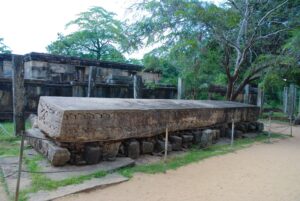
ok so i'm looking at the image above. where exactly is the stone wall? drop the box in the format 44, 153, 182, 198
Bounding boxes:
0, 53, 177, 120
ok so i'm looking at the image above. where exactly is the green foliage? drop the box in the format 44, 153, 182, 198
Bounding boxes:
0, 38, 11, 54
131, 0, 299, 100
47, 6, 127, 62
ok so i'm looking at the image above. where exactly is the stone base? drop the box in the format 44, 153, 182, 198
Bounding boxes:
26, 129, 70, 166
27, 121, 263, 166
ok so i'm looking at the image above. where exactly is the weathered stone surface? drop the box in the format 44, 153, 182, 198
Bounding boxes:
26, 129, 70, 166
236, 123, 247, 133
102, 142, 120, 161
27, 113, 38, 128
84, 145, 101, 164
256, 122, 264, 132
219, 124, 228, 138
235, 130, 244, 138
181, 134, 194, 148
225, 128, 243, 139
169, 135, 182, 151
211, 129, 220, 144
154, 140, 172, 153
192, 130, 202, 144
248, 122, 257, 132
200, 129, 213, 148
141, 141, 154, 154
181, 134, 194, 143
37, 97, 259, 143
127, 140, 140, 159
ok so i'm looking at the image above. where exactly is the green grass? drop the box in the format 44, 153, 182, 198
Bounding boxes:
18, 155, 107, 201
118, 132, 288, 178
0, 122, 20, 157
0, 122, 31, 157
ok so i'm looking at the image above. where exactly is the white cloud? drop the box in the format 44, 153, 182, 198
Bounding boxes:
0, 0, 223, 59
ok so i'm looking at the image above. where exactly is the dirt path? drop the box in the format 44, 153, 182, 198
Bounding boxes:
56, 123, 300, 201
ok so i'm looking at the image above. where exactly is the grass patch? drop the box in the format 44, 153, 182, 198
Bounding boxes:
0, 122, 31, 157
19, 155, 107, 201
0, 122, 20, 157
119, 132, 288, 178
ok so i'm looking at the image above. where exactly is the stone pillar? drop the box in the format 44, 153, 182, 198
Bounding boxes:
243, 84, 249, 104
177, 77, 184, 99
12, 55, 25, 136
71, 82, 84, 97
87, 66, 95, 97
133, 75, 143, 99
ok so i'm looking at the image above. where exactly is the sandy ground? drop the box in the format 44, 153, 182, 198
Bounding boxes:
58, 123, 300, 201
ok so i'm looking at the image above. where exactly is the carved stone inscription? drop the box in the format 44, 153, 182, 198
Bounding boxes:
37, 97, 259, 142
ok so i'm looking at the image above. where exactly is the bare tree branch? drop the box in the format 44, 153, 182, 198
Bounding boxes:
257, 0, 288, 26
257, 28, 289, 39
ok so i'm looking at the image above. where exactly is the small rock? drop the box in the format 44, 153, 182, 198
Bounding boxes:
236, 123, 247, 133
248, 122, 257, 131
102, 142, 121, 161
181, 134, 193, 148
181, 134, 194, 143
225, 128, 243, 139
219, 125, 228, 137
192, 130, 202, 144
235, 130, 243, 138
141, 141, 154, 154
200, 129, 213, 148
127, 140, 140, 159
256, 122, 264, 132
169, 136, 182, 151
211, 129, 220, 144
84, 145, 101, 165
155, 140, 172, 153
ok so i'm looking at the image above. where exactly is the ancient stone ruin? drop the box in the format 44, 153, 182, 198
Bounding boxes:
0, 52, 176, 120
26, 97, 263, 166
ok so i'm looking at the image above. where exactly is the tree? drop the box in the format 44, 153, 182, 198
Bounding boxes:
130, 0, 298, 100
0, 38, 11, 53
47, 6, 128, 62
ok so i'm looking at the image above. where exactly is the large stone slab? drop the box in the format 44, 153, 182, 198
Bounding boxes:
37, 97, 259, 142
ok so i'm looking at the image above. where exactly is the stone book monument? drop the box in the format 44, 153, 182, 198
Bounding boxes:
26, 97, 262, 166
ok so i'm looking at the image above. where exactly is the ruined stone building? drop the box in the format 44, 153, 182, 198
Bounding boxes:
0, 52, 176, 120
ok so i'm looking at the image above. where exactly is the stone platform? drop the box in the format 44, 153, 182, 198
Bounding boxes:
37, 97, 259, 142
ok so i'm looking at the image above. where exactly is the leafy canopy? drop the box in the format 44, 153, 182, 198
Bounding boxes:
47, 6, 128, 62
0, 38, 11, 54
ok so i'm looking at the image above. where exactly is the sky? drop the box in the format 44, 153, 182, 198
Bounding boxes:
0, 0, 223, 59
